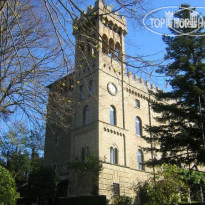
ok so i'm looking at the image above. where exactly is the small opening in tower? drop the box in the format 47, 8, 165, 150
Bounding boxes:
115, 42, 121, 60
102, 34, 108, 55
91, 17, 96, 26
113, 25, 117, 33
108, 38, 114, 58
87, 44, 90, 52
118, 30, 121, 35
79, 43, 85, 51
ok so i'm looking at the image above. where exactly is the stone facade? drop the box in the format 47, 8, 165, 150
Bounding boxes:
44, 0, 160, 201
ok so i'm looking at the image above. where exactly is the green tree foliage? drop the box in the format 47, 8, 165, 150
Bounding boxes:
112, 195, 133, 205
68, 153, 103, 195
180, 169, 205, 201
27, 165, 57, 202
69, 153, 103, 179
181, 169, 205, 186
0, 123, 44, 164
0, 165, 19, 205
135, 164, 188, 205
0, 123, 45, 196
144, 5, 205, 167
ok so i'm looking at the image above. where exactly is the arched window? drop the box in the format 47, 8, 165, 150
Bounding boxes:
89, 80, 94, 95
109, 38, 114, 58
110, 147, 118, 164
137, 150, 143, 170
136, 117, 142, 136
80, 85, 84, 100
110, 105, 116, 125
83, 106, 89, 125
102, 34, 108, 54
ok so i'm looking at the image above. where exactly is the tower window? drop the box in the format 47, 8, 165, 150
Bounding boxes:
55, 134, 59, 145
82, 146, 89, 161
79, 43, 85, 51
83, 105, 89, 125
110, 147, 118, 164
79, 85, 84, 100
53, 165, 57, 174
89, 80, 94, 95
113, 183, 120, 196
135, 99, 140, 108
115, 42, 121, 60
137, 150, 144, 170
110, 105, 116, 126
109, 38, 114, 58
136, 117, 142, 136
102, 34, 108, 55
118, 30, 121, 35
87, 42, 92, 56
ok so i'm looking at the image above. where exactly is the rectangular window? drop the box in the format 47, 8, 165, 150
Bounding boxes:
110, 147, 118, 164
114, 148, 118, 164
110, 106, 116, 125
83, 106, 89, 125
80, 85, 84, 100
137, 155, 143, 170
55, 134, 59, 145
89, 80, 94, 95
136, 123, 140, 135
113, 183, 120, 196
136, 117, 142, 136
135, 99, 140, 108
82, 146, 89, 161
137, 150, 143, 170
110, 148, 114, 164
110, 111, 114, 125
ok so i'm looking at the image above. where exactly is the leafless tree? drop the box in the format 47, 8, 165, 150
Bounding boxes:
0, 0, 71, 127
0, 0, 162, 132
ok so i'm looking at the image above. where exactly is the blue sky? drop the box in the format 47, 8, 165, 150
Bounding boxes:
1, 0, 204, 131
125, 0, 205, 89
79, 0, 205, 89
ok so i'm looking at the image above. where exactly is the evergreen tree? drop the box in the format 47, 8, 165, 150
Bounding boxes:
144, 5, 205, 167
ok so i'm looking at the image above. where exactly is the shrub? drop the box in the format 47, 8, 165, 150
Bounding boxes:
135, 164, 188, 205
0, 165, 19, 205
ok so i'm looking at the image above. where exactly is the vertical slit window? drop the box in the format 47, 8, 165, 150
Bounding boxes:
136, 117, 141, 136
110, 106, 116, 125
82, 146, 89, 161
137, 150, 143, 170
80, 85, 84, 100
83, 106, 89, 125
110, 147, 118, 164
89, 80, 94, 95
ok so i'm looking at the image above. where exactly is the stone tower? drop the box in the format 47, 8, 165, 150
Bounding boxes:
45, 0, 157, 201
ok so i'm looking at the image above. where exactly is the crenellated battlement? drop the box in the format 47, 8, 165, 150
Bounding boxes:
100, 53, 162, 95
74, 0, 127, 36
125, 71, 162, 92
95, 0, 127, 25
74, 0, 161, 96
